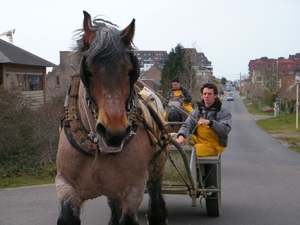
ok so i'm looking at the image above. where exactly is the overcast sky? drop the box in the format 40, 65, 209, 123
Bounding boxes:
1, 0, 299, 81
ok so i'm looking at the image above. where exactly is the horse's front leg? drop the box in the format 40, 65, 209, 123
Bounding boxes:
146, 179, 168, 225
57, 198, 81, 225
107, 197, 140, 225
56, 177, 83, 225
107, 198, 122, 225
146, 149, 168, 225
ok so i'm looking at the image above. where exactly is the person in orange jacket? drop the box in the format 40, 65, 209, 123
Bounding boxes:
167, 78, 193, 114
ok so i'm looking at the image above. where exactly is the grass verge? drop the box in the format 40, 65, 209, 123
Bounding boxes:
0, 175, 55, 189
0, 163, 56, 189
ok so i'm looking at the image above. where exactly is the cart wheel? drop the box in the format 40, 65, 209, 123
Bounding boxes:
204, 163, 221, 216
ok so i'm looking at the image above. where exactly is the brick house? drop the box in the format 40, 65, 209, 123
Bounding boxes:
248, 54, 300, 91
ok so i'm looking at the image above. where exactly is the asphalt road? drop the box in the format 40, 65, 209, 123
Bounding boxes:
1, 91, 300, 225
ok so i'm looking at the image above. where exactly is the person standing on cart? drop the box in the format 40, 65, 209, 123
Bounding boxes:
176, 83, 232, 156
167, 78, 194, 114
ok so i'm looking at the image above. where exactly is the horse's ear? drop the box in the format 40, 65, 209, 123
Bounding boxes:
83, 11, 96, 47
120, 19, 135, 47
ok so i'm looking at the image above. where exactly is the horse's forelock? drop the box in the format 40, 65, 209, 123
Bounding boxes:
75, 19, 130, 70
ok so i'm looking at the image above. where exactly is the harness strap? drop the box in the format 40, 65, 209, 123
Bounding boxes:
61, 76, 98, 156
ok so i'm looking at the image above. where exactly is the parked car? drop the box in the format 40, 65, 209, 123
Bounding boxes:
226, 92, 234, 101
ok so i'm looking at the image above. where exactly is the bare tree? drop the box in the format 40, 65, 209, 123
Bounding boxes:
278, 82, 297, 114
260, 67, 278, 93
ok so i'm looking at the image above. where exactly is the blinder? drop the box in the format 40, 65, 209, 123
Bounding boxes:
79, 56, 97, 114
128, 52, 140, 88
80, 56, 90, 89
126, 52, 140, 114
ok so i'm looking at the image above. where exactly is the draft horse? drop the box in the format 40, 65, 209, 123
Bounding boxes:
166, 97, 188, 133
56, 11, 169, 225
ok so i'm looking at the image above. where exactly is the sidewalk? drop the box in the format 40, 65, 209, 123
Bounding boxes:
271, 133, 300, 148
271, 133, 300, 138
252, 115, 274, 120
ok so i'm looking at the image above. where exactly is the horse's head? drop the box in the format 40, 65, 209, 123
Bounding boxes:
167, 97, 183, 109
76, 11, 140, 154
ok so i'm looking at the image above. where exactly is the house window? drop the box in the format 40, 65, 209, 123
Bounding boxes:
6, 72, 43, 91
56, 76, 60, 86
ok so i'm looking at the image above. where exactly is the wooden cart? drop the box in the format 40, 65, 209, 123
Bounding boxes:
162, 133, 222, 216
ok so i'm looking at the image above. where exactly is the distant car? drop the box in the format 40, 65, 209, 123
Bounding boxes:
226, 92, 234, 101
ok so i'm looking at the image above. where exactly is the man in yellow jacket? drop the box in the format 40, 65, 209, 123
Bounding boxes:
176, 83, 232, 156
167, 78, 193, 114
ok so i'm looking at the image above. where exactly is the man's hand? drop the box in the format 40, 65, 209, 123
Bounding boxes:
177, 136, 186, 146
179, 94, 184, 101
198, 118, 210, 126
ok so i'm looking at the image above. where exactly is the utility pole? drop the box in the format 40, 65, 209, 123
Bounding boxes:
276, 59, 279, 92
297, 83, 299, 129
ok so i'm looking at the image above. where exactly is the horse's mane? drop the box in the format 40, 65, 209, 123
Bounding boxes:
73, 16, 134, 70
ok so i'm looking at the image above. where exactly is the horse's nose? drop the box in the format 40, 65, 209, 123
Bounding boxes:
96, 123, 132, 147
96, 123, 106, 138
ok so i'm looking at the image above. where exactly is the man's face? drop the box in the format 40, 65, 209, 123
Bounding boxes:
171, 82, 180, 90
202, 88, 217, 106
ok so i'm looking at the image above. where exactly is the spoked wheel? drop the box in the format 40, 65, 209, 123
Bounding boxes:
204, 162, 221, 216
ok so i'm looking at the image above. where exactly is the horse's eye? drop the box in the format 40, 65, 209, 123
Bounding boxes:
128, 69, 134, 76
87, 71, 93, 77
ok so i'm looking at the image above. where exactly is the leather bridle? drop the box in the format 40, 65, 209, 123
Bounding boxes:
61, 51, 140, 155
